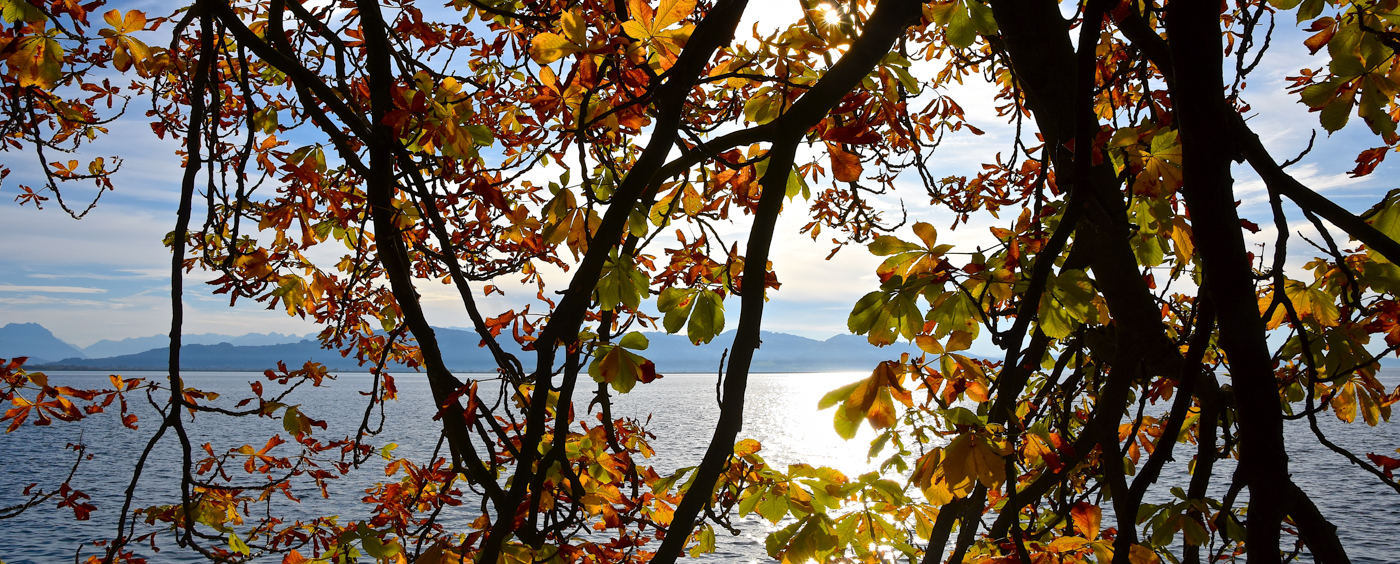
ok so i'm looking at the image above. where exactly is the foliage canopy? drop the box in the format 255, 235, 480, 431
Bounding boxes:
3, 0, 1400, 563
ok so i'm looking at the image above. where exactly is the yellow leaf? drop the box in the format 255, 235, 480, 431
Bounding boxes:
621, 19, 652, 40
529, 33, 579, 65
1128, 544, 1161, 564
103, 9, 146, 33
911, 448, 956, 505
0, 0, 45, 24
733, 438, 762, 457
946, 330, 972, 352
561, 10, 587, 45
9, 35, 63, 90
1047, 536, 1091, 553
865, 386, 898, 429
652, 0, 696, 30
1170, 216, 1195, 261
944, 432, 1006, 491
1284, 279, 1340, 326
417, 545, 462, 564
915, 335, 944, 355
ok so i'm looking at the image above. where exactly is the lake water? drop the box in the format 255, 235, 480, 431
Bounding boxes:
2, 370, 1397, 563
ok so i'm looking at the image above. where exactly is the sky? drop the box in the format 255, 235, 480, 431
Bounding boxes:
0, 2, 1392, 357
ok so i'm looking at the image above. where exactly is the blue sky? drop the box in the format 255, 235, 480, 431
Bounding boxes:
0, 3, 1393, 356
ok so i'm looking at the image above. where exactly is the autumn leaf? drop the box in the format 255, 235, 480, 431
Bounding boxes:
819, 361, 914, 439
99, 10, 151, 73
8, 35, 64, 90
529, 11, 590, 64
826, 142, 863, 182
622, 0, 695, 68
1071, 502, 1101, 540
941, 432, 1007, 490
1349, 147, 1388, 177
869, 222, 953, 283
589, 335, 662, 393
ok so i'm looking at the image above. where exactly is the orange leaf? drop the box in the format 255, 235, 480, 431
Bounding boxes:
826, 142, 863, 182
1071, 502, 1101, 540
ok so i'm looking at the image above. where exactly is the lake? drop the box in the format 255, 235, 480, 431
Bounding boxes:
2, 370, 1397, 563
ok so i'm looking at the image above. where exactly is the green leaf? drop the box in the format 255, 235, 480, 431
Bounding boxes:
1363, 189, 1400, 264
945, 1, 978, 49
848, 282, 926, 346
786, 168, 810, 200
628, 207, 649, 237
688, 524, 716, 558
1319, 88, 1355, 133
588, 344, 660, 393
818, 382, 861, 410
925, 288, 979, 340
1300, 78, 1342, 109
360, 530, 400, 560
757, 492, 789, 523
594, 250, 650, 311
869, 235, 923, 256
663, 300, 694, 334
1037, 269, 1095, 339
619, 331, 649, 350
1297, 0, 1324, 22
463, 124, 494, 146
657, 286, 694, 311
0, 0, 45, 24
283, 405, 303, 435
967, 0, 997, 35
228, 532, 250, 556
940, 406, 983, 428
687, 289, 725, 345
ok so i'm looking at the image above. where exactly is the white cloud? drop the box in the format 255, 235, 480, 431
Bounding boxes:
0, 285, 107, 294
0, 296, 114, 307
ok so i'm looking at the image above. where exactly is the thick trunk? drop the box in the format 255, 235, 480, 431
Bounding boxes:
1167, 4, 1296, 563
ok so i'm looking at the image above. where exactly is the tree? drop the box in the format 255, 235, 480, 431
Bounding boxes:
3, 0, 1400, 562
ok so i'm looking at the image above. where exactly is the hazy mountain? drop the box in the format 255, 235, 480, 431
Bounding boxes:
37, 340, 359, 372
34, 326, 923, 373
0, 322, 88, 364
82, 332, 313, 358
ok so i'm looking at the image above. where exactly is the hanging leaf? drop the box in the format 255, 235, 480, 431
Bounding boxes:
826, 142, 863, 182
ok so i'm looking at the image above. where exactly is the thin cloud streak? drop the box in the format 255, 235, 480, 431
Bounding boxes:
0, 285, 108, 294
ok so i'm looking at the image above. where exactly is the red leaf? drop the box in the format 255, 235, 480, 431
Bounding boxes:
637, 359, 660, 384
1349, 147, 1387, 178
1367, 452, 1400, 478
821, 124, 882, 145
470, 179, 510, 213
1240, 218, 1260, 233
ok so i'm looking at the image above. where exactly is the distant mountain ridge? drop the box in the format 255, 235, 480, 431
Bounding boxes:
81, 331, 313, 358
23, 324, 924, 373
0, 322, 87, 364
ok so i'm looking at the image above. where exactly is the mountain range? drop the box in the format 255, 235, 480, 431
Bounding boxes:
3, 322, 922, 374
0, 323, 313, 364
